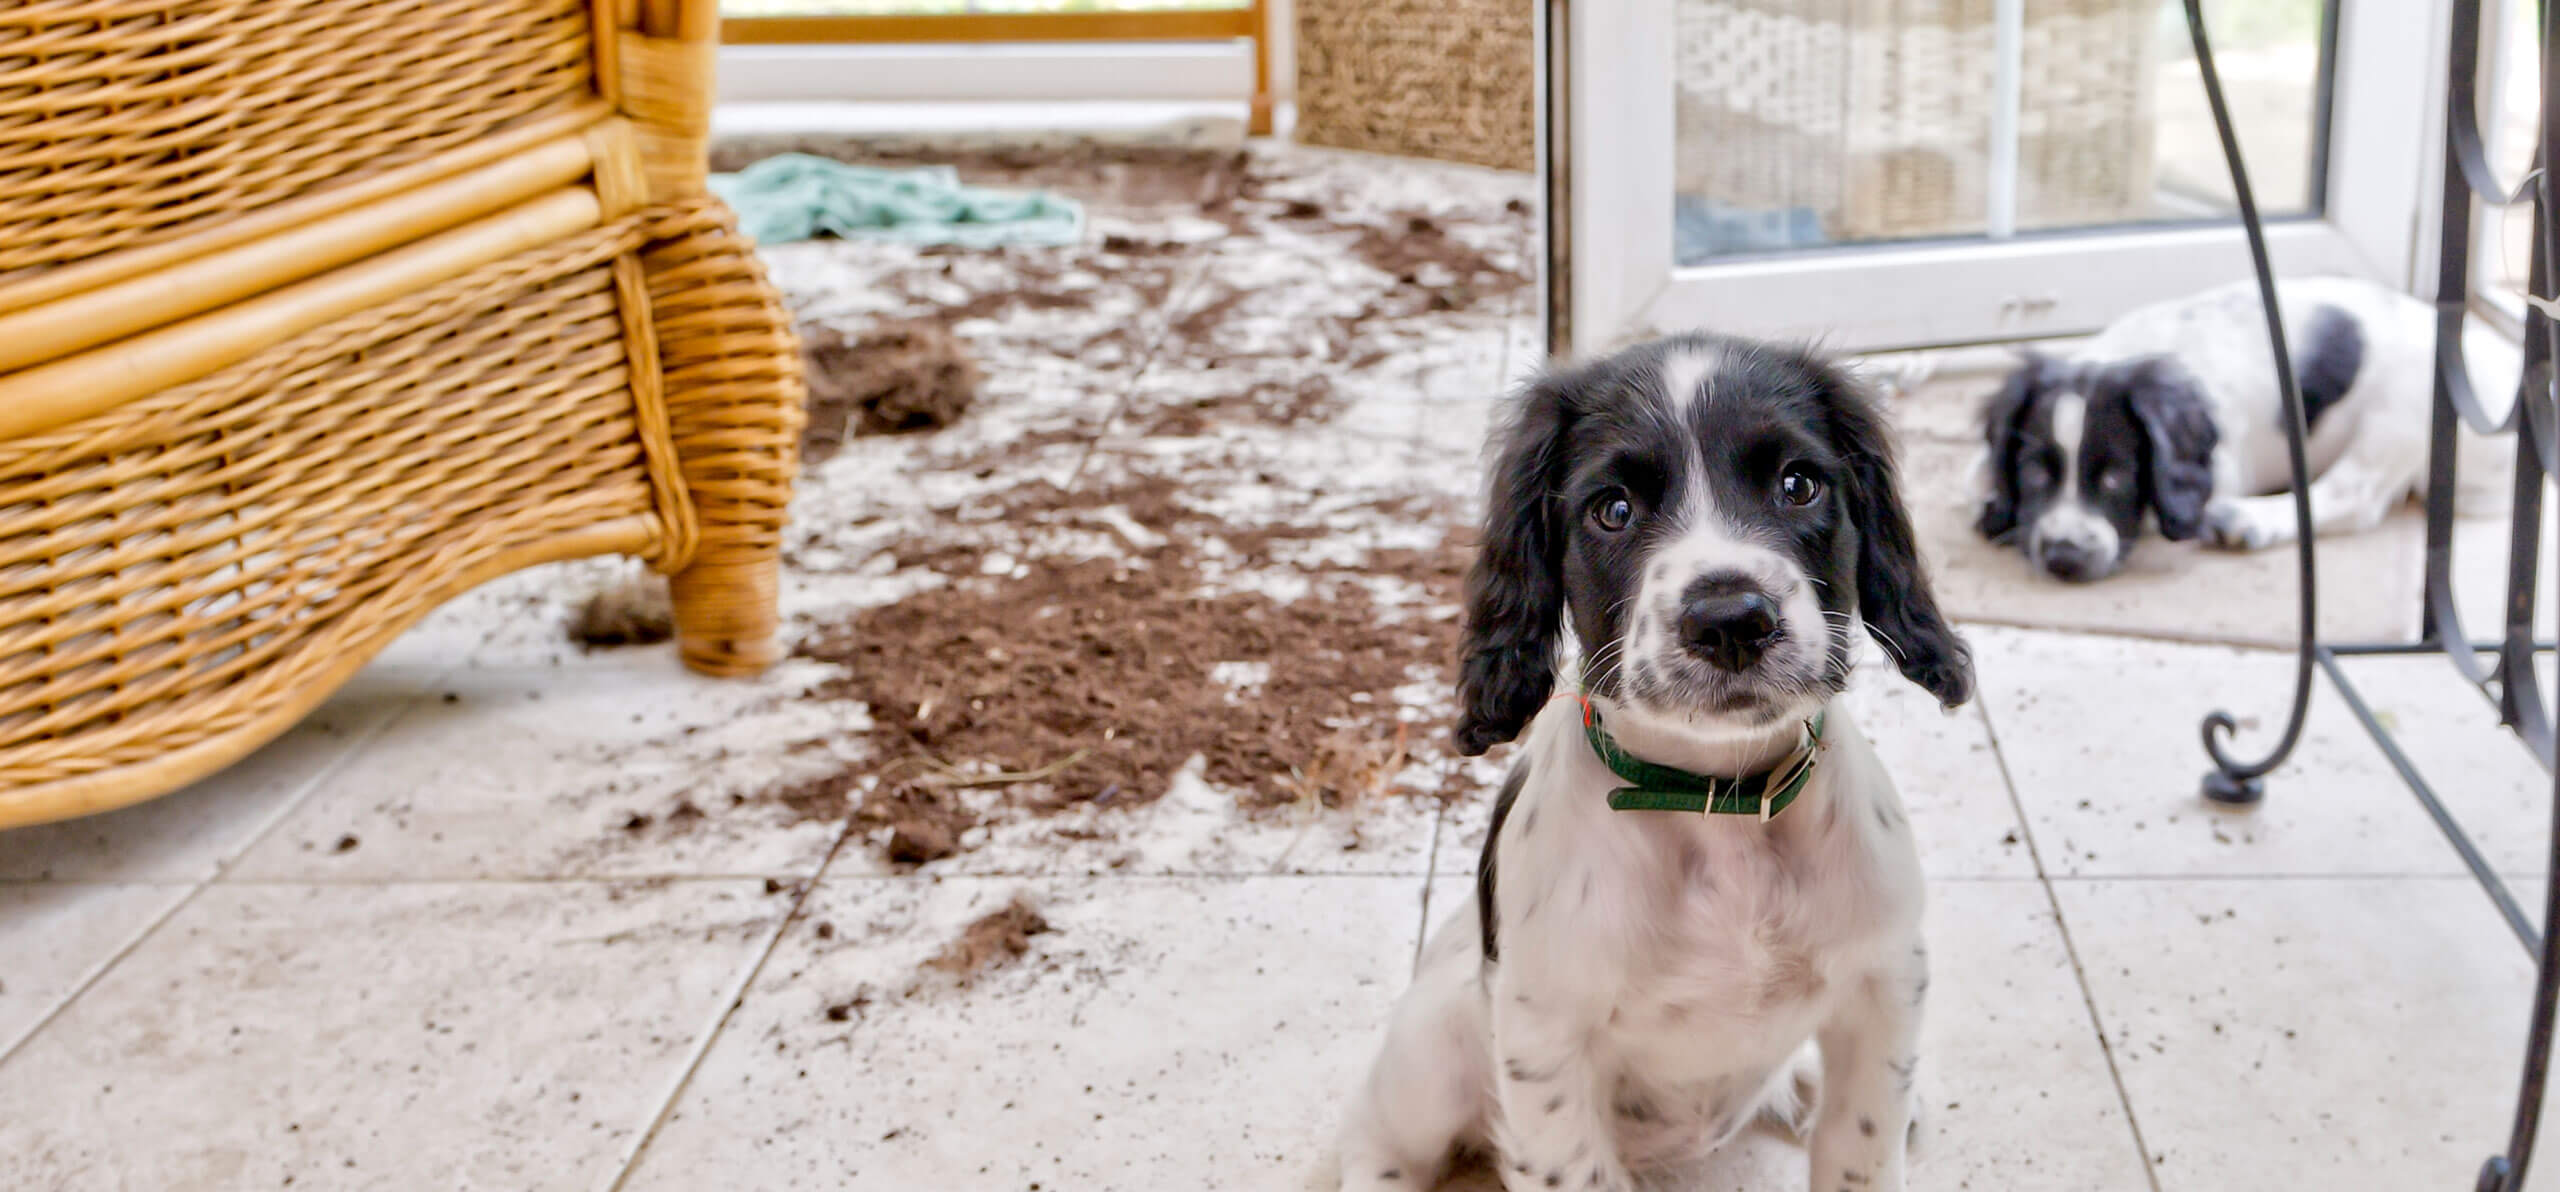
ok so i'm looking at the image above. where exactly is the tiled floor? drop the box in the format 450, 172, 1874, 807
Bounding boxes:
3, 143, 2556, 1192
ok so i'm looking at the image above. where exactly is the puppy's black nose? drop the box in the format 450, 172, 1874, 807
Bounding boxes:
2040, 540, 2102, 583
1678, 591, 1782, 672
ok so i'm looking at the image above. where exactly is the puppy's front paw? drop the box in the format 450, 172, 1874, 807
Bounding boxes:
2201, 501, 2273, 551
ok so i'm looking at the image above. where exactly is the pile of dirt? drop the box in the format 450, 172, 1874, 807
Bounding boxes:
922, 897, 1054, 984
798, 319, 981, 463
787, 480, 1473, 865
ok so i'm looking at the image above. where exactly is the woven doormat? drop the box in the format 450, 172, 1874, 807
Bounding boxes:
1294, 0, 1534, 172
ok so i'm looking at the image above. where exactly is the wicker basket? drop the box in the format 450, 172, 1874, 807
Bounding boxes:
1293, 0, 1535, 172
1675, 0, 2158, 252
0, 0, 804, 827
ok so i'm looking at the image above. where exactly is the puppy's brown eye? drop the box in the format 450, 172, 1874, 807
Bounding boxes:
1778, 466, 1823, 507
1590, 492, 1634, 531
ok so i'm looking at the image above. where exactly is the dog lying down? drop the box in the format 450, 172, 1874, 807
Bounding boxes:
1976, 276, 2520, 582
1337, 336, 1972, 1192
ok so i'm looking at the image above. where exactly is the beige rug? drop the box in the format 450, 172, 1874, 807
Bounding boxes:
1886, 368, 2484, 650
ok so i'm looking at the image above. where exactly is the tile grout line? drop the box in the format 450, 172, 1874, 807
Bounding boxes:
0, 680, 443, 1071
603, 822, 862, 1192
1971, 694, 2169, 1192
1062, 247, 1217, 493
1411, 803, 1445, 974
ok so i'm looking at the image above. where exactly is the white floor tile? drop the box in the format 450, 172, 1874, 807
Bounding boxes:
0, 681, 418, 883
1912, 881, 2154, 1192
617, 874, 1427, 1192
1850, 666, 2040, 879
2332, 654, 2555, 878
0, 880, 785, 1191
0, 883, 187, 1056
226, 650, 859, 882
1976, 626, 2472, 878
0, 571, 511, 882
2056, 877, 2539, 1191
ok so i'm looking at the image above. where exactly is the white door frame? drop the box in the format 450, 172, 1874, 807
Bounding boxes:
1549, 0, 2459, 356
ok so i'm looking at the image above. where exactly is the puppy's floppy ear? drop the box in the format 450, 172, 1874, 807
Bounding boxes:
1973, 354, 2043, 543
1453, 372, 1576, 755
1808, 355, 1974, 708
2125, 358, 2219, 541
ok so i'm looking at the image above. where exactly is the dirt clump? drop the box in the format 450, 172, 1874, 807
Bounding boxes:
571, 573, 674, 649
799, 320, 981, 462
923, 896, 1054, 983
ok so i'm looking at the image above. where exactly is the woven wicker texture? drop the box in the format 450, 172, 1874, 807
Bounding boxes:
1675, 0, 2155, 244
0, 195, 797, 792
646, 200, 805, 677
1293, 0, 1533, 172
0, 0, 595, 286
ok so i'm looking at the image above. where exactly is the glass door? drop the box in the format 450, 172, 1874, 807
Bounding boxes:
1550, 0, 2454, 354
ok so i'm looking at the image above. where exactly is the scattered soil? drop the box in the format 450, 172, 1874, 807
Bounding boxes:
571, 574, 674, 649
711, 141, 1252, 218
1346, 211, 1527, 318
668, 138, 1529, 864
784, 474, 1473, 864
922, 896, 1054, 984
799, 319, 981, 462
721, 138, 1529, 435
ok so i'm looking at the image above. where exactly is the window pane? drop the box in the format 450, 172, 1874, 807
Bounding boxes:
2023, 0, 2328, 232
1671, 0, 2333, 265
1673, 0, 1995, 264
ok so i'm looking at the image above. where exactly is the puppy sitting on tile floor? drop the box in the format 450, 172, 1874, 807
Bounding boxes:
1974, 276, 2517, 583
1336, 335, 1972, 1192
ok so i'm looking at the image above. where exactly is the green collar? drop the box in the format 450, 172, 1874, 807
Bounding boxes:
1579, 696, 1825, 821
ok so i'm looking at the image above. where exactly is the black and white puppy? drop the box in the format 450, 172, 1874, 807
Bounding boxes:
1977, 276, 2516, 581
1337, 335, 1971, 1192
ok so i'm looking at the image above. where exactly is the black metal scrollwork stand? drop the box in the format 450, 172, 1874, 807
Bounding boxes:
2188, 1, 2560, 1186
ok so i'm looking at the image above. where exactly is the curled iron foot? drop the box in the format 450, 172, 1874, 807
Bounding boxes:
2199, 709, 2278, 806
2200, 769, 2266, 806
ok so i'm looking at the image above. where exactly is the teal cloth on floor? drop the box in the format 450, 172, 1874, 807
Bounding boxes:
708, 154, 1084, 248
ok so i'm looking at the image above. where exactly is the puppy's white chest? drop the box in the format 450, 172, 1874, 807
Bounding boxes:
1614, 829, 1852, 1028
